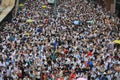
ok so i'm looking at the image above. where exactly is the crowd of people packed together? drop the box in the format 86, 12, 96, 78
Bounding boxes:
0, 0, 120, 80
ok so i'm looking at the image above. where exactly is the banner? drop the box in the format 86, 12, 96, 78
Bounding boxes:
47, 0, 55, 4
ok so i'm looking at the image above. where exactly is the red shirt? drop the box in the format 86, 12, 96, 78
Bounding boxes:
87, 52, 92, 57
63, 49, 68, 54
69, 73, 76, 80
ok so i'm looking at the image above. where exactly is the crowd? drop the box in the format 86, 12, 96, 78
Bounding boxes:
0, 0, 120, 80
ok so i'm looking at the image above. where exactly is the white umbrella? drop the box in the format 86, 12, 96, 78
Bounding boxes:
47, 0, 54, 4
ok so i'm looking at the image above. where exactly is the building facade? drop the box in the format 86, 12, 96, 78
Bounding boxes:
96, 0, 120, 18
116, 0, 120, 18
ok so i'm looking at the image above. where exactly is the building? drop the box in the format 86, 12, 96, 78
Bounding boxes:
96, 0, 120, 18
116, 0, 120, 18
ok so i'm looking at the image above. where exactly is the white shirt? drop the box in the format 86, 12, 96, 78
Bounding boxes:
12, 74, 18, 80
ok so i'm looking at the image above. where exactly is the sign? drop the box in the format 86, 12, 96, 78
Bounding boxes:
47, 0, 55, 4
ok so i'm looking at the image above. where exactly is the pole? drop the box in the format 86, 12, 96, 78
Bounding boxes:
15, 0, 19, 17
114, 0, 116, 13
54, 0, 57, 18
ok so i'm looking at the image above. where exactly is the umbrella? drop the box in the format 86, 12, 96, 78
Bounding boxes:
73, 20, 80, 25
77, 78, 87, 80
42, 5, 47, 9
113, 40, 120, 44
26, 19, 35, 23
47, 0, 55, 4
19, 4, 24, 7
86, 20, 94, 24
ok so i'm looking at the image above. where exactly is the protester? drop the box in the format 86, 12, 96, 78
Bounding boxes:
0, 0, 120, 80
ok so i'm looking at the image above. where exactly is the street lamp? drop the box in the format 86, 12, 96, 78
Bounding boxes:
53, 0, 57, 18
15, 0, 19, 17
